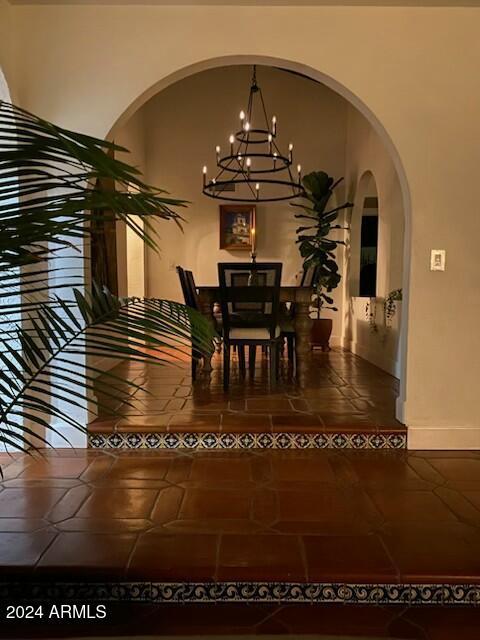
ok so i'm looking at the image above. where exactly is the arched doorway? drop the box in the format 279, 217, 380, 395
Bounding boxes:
106, 57, 410, 423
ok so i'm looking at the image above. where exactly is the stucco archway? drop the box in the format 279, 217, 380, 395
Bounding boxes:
108, 55, 412, 424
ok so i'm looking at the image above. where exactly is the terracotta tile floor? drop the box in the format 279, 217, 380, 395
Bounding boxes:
89, 347, 405, 435
1, 447, 480, 583
2, 448, 480, 637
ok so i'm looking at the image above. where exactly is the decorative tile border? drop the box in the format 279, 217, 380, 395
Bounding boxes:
0, 581, 478, 606
88, 430, 406, 450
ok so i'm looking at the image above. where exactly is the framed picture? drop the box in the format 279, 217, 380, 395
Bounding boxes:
219, 205, 256, 251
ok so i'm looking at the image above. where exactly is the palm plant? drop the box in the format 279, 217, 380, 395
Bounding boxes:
0, 100, 215, 454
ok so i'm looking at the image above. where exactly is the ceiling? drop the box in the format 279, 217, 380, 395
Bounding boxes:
7, 0, 480, 6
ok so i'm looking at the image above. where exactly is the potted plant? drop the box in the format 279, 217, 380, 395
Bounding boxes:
384, 288, 403, 327
294, 171, 353, 350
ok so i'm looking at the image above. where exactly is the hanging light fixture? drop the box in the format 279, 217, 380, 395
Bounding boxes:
202, 66, 304, 202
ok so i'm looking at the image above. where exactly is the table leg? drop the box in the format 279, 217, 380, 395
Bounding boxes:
294, 298, 313, 386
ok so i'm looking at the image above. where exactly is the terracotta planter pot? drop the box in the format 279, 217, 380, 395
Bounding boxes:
311, 318, 333, 351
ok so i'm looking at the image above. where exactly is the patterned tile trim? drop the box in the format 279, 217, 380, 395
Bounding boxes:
88, 431, 406, 450
0, 582, 478, 605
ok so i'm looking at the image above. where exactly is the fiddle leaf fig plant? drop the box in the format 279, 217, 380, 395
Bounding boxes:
293, 171, 353, 318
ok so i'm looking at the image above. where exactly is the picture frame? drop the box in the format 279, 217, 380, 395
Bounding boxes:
219, 204, 256, 251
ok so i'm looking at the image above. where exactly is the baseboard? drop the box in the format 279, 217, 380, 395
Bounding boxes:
408, 426, 480, 450
329, 334, 342, 348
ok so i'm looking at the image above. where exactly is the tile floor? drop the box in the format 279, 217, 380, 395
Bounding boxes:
3, 352, 477, 637
89, 348, 405, 438
1, 447, 480, 583
1, 448, 480, 637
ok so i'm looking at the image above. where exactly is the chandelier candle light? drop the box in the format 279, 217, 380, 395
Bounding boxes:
202, 66, 305, 202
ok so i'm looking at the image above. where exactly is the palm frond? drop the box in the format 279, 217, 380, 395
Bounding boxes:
0, 288, 216, 438
0, 100, 187, 268
0, 100, 214, 456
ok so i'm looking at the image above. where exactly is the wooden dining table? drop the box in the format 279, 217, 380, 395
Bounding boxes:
197, 285, 314, 386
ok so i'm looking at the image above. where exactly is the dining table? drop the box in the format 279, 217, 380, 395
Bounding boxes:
196, 285, 314, 386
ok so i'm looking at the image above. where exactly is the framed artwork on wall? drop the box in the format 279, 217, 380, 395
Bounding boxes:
219, 204, 256, 251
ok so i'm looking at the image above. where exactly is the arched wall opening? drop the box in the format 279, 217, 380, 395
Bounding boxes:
344, 167, 404, 379
106, 55, 411, 423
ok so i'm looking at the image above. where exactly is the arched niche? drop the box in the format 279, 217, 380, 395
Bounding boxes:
348, 170, 380, 299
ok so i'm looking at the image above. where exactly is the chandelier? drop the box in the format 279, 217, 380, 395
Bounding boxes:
202, 66, 305, 202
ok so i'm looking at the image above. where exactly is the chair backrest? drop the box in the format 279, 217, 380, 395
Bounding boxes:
230, 271, 267, 313
176, 266, 196, 309
300, 264, 319, 288
185, 270, 200, 311
218, 262, 282, 339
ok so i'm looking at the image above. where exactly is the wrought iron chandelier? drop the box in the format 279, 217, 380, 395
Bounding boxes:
202, 66, 305, 202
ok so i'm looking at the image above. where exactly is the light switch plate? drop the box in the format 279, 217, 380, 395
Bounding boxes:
430, 249, 446, 271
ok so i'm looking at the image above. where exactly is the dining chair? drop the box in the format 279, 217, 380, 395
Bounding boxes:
185, 269, 222, 354
229, 270, 268, 375
218, 262, 283, 391
176, 265, 202, 380
185, 270, 200, 310
177, 265, 194, 308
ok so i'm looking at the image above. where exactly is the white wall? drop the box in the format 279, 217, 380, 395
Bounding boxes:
119, 65, 349, 344
343, 106, 405, 376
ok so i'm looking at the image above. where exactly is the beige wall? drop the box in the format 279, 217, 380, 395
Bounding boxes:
344, 106, 405, 377
4, 4, 480, 448
0, 0, 13, 101
116, 65, 348, 344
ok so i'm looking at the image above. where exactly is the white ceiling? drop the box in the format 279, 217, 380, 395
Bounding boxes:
7, 0, 480, 6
